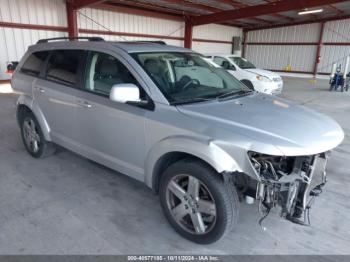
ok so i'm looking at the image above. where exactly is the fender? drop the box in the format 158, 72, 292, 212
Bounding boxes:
144, 135, 241, 189
17, 94, 52, 141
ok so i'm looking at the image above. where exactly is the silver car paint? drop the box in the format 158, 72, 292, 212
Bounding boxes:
12, 41, 344, 189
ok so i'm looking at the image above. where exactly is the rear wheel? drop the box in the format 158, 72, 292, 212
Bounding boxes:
159, 159, 239, 244
20, 112, 55, 158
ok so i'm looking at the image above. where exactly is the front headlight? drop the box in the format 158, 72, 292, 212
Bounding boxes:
256, 75, 272, 82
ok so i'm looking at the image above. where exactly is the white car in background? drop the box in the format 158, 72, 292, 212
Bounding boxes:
206, 54, 283, 95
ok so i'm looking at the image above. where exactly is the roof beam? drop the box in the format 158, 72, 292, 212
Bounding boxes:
220, 0, 294, 22
94, 3, 184, 21
328, 4, 343, 15
105, 0, 194, 16
192, 0, 348, 25
246, 13, 350, 31
263, 0, 294, 21
160, 0, 273, 24
161, 0, 220, 13
71, 0, 106, 9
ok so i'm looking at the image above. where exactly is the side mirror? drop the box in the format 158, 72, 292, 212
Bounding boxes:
110, 83, 140, 103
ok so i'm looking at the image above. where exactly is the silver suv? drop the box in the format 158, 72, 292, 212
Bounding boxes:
12, 38, 344, 244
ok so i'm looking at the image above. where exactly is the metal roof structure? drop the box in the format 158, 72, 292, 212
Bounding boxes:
70, 0, 350, 30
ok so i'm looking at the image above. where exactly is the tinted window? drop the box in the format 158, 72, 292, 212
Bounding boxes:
213, 56, 235, 70
230, 57, 256, 69
213, 56, 227, 67
46, 50, 84, 86
84, 52, 144, 98
21, 51, 49, 76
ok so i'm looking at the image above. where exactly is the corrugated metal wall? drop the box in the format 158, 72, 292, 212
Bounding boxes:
247, 23, 321, 43
319, 19, 350, 74
0, 0, 67, 80
78, 7, 184, 46
0, 0, 241, 80
245, 23, 321, 73
245, 18, 350, 75
193, 24, 242, 54
0, 0, 67, 26
245, 44, 317, 73
78, 7, 241, 53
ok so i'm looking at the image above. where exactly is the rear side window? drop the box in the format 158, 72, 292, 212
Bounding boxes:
46, 50, 84, 86
20, 51, 49, 77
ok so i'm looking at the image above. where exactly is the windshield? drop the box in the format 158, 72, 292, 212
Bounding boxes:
131, 52, 250, 105
229, 57, 256, 69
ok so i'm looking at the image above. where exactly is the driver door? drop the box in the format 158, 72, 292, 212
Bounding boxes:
74, 51, 148, 181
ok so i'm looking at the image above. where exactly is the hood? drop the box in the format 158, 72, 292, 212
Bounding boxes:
245, 68, 281, 80
176, 93, 344, 156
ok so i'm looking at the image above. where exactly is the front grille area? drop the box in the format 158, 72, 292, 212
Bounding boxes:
273, 77, 282, 82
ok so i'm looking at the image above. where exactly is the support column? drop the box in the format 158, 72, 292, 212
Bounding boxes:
313, 22, 325, 76
184, 21, 193, 49
66, 2, 78, 38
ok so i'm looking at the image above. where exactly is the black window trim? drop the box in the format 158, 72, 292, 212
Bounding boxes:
19, 51, 50, 78
79, 50, 155, 111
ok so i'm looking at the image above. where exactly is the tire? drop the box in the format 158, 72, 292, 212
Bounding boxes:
241, 80, 254, 90
159, 159, 239, 244
20, 112, 55, 158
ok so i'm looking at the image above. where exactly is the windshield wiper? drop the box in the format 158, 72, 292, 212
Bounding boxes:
217, 89, 253, 100
172, 96, 217, 105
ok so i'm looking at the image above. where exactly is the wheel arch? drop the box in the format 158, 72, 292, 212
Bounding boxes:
145, 136, 240, 193
16, 95, 51, 141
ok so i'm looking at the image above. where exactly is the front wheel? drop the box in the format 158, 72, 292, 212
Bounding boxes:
159, 159, 239, 244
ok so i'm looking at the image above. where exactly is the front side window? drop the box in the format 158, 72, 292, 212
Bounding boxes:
46, 50, 84, 86
21, 51, 49, 77
84, 52, 144, 98
132, 52, 249, 105
230, 57, 256, 69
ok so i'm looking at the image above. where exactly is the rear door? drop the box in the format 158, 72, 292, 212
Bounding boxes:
34, 49, 85, 147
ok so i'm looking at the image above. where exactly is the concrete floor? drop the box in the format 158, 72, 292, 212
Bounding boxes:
0, 78, 349, 255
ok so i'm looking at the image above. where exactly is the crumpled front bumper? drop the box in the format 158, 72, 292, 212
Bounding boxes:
254, 153, 328, 226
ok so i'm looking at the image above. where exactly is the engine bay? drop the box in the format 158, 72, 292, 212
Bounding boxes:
234, 152, 329, 227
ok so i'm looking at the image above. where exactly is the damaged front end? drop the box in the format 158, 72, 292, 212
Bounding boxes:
247, 151, 329, 226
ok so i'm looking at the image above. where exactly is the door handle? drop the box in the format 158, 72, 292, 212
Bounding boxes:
77, 100, 92, 108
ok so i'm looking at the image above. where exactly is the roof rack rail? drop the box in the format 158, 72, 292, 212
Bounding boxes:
119, 41, 167, 45
139, 41, 167, 45
37, 37, 105, 44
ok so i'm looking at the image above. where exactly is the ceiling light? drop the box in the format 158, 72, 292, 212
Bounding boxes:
298, 8, 323, 15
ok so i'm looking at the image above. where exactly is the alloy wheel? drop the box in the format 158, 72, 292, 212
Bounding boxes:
23, 118, 41, 153
165, 174, 217, 235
